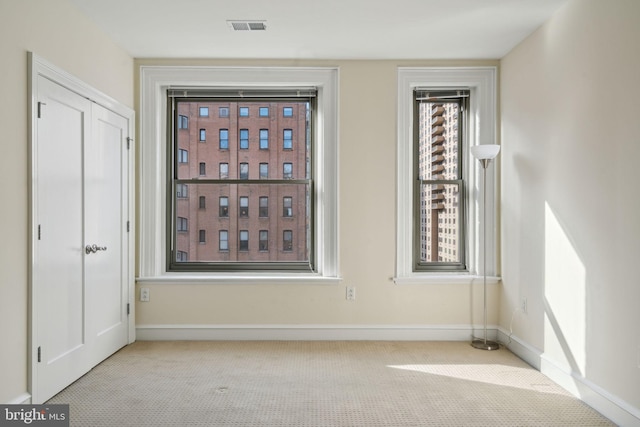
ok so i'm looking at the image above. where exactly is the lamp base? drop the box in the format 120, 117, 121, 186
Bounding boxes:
471, 339, 500, 351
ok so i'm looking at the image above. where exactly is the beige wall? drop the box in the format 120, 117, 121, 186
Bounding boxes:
134, 58, 500, 327
0, 0, 133, 403
501, 0, 640, 414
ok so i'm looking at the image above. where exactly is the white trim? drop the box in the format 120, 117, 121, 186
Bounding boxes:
138, 66, 339, 281
396, 67, 498, 279
136, 324, 499, 342
7, 393, 32, 405
136, 274, 342, 286
393, 275, 501, 286
498, 329, 640, 426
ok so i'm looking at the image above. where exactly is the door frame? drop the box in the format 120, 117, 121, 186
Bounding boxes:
27, 52, 135, 403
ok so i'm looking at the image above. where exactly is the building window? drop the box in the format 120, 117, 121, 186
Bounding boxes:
142, 66, 338, 276
219, 230, 228, 251
283, 197, 293, 217
239, 230, 249, 251
178, 149, 188, 163
199, 106, 209, 117
219, 129, 229, 149
219, 197, 229, 217
259, 129, 269, 149
199, 196, 206, 209
219, 163, 229, 179
259, 197, 268, 217
199, 162, 206, 176
396, 67, 497, 279
176, 251, 188, 262
283, 163, 293, 179
283, 129, 293, 150
177, 217, 188, 232
199, 129, 206, 142
239, 129, 249, 149
239, 163, 249, 180
259, 230, 269, 251
199, 230, 206, 244
178, 115, 188, 129
283, 107, 293, 117
239, 107, 249, 117
176, 184, 188, 198
219, 107, 229, 117
283, 230, 293, 252
259, 163, 268, 179
259, 107, 269, 117
239, 196, 249, 217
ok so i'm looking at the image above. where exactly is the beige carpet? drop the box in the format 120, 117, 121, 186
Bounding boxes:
47, 341, 615, 426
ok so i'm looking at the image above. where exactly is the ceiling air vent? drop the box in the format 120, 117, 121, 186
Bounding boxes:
227, 20, 267, 31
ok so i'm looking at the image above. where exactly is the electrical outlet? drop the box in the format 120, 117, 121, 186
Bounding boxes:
521, 297, 527, 314
346, 286, 356, 301
140, 287, 150, 302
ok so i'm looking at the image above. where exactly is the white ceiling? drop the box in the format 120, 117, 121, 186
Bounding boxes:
69, 0, 567, 60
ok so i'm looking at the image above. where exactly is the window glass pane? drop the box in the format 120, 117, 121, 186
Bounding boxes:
259, 163, 268, 179
259, 230, 269, 251
219, 196, 229, 217
219, 129, 229, 149
283, 163, 293, 179
239, 163, 249, 179
239, 196, 249, 217
199, 129, 206, 141
199, 106, 209, 117
239, 107, 249, 117
418, 102, 459, 181
176, 184, 188, 198
283, 197, 293, 217
283, 230, 293, 251
219, 163, 229, 179
199, 196, 205, 209
259, 107, 269, 117
239, 230, 249, 251
259, 196, 268, 217
219, 107, 229, 118
283, 129, 293, 150
259, 129, 269, 149
239, 129, 249, 149
418, 182, 462, 263
178, 115, 188, 129
283, 107, 293, 117
219, 230, 228, 250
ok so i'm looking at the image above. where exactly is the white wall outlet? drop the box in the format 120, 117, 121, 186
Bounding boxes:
140, 287, 150, 302
346, 286, 356, 301
521, 297, 528, 314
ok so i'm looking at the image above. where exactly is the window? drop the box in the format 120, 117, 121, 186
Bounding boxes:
219, 129, 229, 149
176, 251, 188, 262
219, 107, 229, 117
178, 115, 188, 129
177, 217, 188, 232
176, 184, 188, 198
395, 67, 498, 280
219, 163, 229, 179
199, 230, 206, 244
178, 149, 188, 163
283, 197, 293, 217
199, 162, 206, 176
199, 129, 206, 142
199, 196, 206, 209
219, 197, 229, 217
199, 106, 209, 117
219, 230, 228, 251
259, 230, 268, 251
259, 197, 268, 217
259, 163, 268, 179
283, 129, 293, 150
239, 196, 249, 217
283, 163, 293, 179
283, 230, 293, 251
141, 66, 338, 278
259, 129, 269, 149
239, 230, 249, 251
239, 129, 249, 149
259, 107, 269, 117
283, 107, 293, 117
239, 107, 249, 117
239, 163, 249, 180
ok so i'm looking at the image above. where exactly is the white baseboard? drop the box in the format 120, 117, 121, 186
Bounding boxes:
6, 392, 31, 405
498, 329, 640, 427
136, 323, 499, 342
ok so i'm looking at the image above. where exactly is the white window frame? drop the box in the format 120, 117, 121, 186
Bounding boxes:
138, 66, 339, 284
395, 67, 499, 284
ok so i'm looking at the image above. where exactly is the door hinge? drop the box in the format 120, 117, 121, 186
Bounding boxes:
37, 102, 46, 118
38, 224, 41, 240
126, 137, 133, 149
127, 303, 130, 315
126, 221, 130, 232
37, 346, 41, 363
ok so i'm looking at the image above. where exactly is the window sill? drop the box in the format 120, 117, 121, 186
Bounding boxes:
136, 273, 342, 286
392, 275, 501, 285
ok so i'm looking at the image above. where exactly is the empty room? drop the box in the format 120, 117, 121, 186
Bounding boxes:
1, 0, 639, 425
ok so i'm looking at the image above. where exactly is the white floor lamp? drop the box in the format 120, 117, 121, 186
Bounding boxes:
470, 144, 500, 351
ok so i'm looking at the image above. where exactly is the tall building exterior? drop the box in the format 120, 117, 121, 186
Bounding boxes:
418, 101, 460, 263
174, 100, 310, 265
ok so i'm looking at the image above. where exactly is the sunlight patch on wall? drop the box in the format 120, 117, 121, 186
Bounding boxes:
543, 202, 586, 375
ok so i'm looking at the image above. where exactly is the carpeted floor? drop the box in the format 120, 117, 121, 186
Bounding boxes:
47, 341, 615, 426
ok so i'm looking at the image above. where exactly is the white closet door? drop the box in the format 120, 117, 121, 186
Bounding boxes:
32, 76, 130, 403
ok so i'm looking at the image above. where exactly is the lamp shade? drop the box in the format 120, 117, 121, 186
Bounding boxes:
470, 144, 500, 160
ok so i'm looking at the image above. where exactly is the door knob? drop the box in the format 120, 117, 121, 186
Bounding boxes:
85, 244, 107, 254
